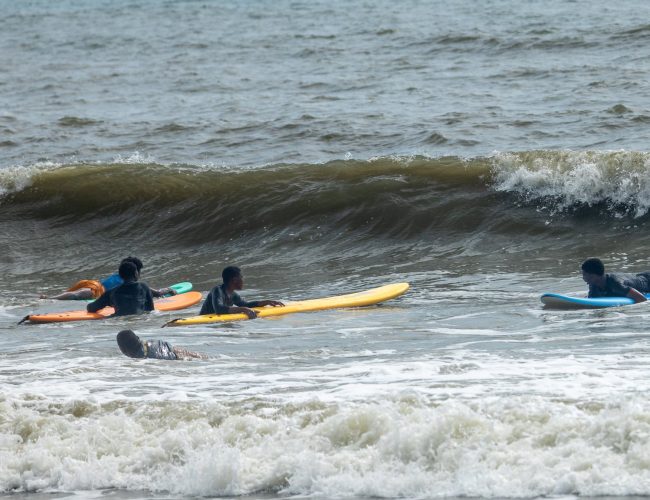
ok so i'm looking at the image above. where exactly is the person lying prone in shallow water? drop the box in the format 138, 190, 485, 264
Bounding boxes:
200, 266, 284, 319
41, 256, 176, 300
581, 257, 649, 303
117, 329, 207, 360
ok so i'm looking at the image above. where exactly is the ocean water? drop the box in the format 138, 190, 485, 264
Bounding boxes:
3, 0, 650, 498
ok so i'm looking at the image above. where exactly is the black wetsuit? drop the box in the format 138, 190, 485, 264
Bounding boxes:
87, 281, 155, 316
588, 272, 650, 298
199, 283, 260, 315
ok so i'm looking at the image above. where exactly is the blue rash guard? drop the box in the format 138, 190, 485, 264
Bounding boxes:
101, 273, 167, 297
100, 273, 123, 292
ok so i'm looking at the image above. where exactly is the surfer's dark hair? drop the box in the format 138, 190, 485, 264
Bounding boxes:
116, 330, 144, 358
222, 266, 242, 284
581, 258, 605, 276
119, 261, 139, 281
122, 256, 143, 271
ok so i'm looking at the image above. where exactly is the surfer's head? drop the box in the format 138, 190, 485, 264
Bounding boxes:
121, 256, 143, 272
118, 261, 139, 282
116, 329, 145, 358
222, 266, 243, 289
581, 257, 605, 285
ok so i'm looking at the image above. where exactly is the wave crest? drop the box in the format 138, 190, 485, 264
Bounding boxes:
491, 150, 650, 217
2, 151, 650, 248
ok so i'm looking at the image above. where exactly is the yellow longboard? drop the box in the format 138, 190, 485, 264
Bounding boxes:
164, 283, 410, 327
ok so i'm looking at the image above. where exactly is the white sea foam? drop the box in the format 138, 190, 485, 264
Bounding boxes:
3, 395, 650, 497
111, 152, 158, 165
0, 162, 60, 197
491, 150, 650, 216
3, 339, 650, 497
2, 345, 650, 405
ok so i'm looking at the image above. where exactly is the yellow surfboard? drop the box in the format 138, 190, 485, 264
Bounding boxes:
24, 291, 203, 324
164, 283, 409, 327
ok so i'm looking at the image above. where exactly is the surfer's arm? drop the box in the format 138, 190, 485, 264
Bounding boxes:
233, 292, 253, 307
87, 292, 110, 312
143, 284, 155, 311
210, 289, 231, 314
172, 346, 208, 360
152, 287, 176, 298
626, 288, 647, 303
256, 300, 284, 307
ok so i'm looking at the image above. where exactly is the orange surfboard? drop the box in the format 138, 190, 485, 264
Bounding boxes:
23, 291, 203, 324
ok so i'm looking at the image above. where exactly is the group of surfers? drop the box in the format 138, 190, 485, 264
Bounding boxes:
43, 256, 284, 317
40, 256, 650, 361
41, 256, 284, 361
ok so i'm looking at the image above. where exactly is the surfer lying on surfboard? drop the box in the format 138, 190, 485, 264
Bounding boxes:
41, 256, 177, 300
200, 266, 284, 319
87, 261, 158, 317
117, 329, 207, 360
582, 257, 649, 303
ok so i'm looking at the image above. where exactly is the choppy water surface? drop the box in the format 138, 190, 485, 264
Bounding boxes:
2, 0, 650, 165
3, 0, 650, 498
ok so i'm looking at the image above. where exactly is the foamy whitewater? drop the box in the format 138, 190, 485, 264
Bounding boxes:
3, 0, 650, 498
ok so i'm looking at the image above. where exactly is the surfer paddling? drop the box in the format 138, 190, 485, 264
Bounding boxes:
117, 329, 207, 360
87, 261, 157, 316
200, 266, 284, 318
581, 258, 649, 303
41, 256, 176, 300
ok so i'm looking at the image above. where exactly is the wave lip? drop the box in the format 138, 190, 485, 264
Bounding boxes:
0, 162, 61, 197
490, 150, 650, 217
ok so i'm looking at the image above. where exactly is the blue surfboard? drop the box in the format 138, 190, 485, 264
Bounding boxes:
540, 293, 649, 309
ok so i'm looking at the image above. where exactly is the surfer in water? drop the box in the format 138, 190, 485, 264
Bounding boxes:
87, 261, 156, 316
41, 256, 176, 300
117, 329, 207, 360
200, 266, 284, 318
581, 257, 649, 303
